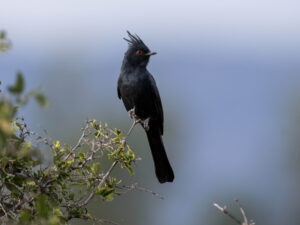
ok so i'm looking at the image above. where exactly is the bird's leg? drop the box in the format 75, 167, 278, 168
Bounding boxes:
128, 106, 136, 119
128, 107, 149, 130
141, 118, 150, 131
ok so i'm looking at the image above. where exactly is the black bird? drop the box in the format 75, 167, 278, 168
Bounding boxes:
117, 31, 174, 183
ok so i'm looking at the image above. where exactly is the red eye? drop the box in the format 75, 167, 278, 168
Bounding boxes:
136, 50, 143, 55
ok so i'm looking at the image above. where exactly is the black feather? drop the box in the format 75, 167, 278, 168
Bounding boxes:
123, 30, 145, 47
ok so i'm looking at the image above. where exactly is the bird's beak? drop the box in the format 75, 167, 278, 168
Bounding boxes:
145, 51, 157, 56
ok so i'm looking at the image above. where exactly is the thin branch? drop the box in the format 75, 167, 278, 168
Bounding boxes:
235, 199, 247, 224
213, 199, 255, 225
63, 121, 89, 161
80, 161, 117, 208
213, 203, 242, 224
0, 203, 8, 220
94, 217, 120, 225
119, 183, 164, 200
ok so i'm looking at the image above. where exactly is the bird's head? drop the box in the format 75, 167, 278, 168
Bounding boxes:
123, 31, 157, 68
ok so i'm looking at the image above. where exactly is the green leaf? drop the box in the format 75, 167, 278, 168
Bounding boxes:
94, 131, 101, 138
115, 128, 122, 137
104, 193, 114, 202
112, 137, 120, 142
19, 209, 32, 223
69, 192, 75, 200
95, 185, 116, 202
0, 156, 8, 171
126, 145, 135, 161
91, 120, 100, 130
91, 162, 100, 175
35, 93, 48, 107
53, 207, 64, 217
66, 158, 74, 166
78, 152, 85, 160
35, 194, 51, 218
0, 31, 5, 39
53, 140, 60, 149
13, 175, 27, 187
5, 182, 20, 195
8, 72, 25, 94
126, 165, 134, 176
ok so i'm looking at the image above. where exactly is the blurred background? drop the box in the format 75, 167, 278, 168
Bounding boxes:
1, 0, 300, 224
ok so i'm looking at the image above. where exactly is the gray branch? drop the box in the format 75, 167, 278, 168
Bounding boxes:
213, 199, 255, 225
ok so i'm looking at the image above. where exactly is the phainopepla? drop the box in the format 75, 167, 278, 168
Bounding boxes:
117, 31, 174, 183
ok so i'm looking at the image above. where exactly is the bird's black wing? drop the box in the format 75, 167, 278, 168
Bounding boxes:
148, 74, 164, 135
117, 77, 122, 99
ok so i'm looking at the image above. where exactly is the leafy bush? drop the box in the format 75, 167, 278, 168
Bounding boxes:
0, 72, 143, 225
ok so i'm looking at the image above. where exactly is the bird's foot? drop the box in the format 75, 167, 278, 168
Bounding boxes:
128, 107, 136, 119
141, 118, 150, 131
128, 107, 149, 130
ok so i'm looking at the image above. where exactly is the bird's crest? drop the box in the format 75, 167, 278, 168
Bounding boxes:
123, 31, 145, 47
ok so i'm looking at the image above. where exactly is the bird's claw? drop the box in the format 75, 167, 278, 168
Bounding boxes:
128, 107, 150, 130
128, 107, 136, 119
141, 118, 150, 131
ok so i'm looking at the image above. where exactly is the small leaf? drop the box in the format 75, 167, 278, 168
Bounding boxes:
126, 145, 135, 160
95, 185, 116, 201
115, 128, 122, 137
53, 207, 64, 217
0, 156, 8, 171
94, 131, 100, 138
0, 31, 5, 39
66, 158, 74, 166
104, 194, 114, 202
7, 72, 25, 94
112, 137, 120, 142
35, 194, 50, 218
5, 182, 20, 195
126, 165, 134, 176
54, 140, 60, 149
91, 120, 100, 130
35, 93, 48, 107
19, 209, 31, 222
91, 162, 100, 175
78, 152, 85, 160
69, 192, 75, 200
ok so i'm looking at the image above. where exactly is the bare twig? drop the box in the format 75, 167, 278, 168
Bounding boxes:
63, 121, 90, 161
0, 203, 8, 221
235, 198, 251, 225
213, 203, 242, 224
213, 199, 255, 225
119, 183, 164, 200
94, 217, 120, 225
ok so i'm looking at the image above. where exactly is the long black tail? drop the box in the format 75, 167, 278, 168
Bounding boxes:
146, 129, 174, 183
